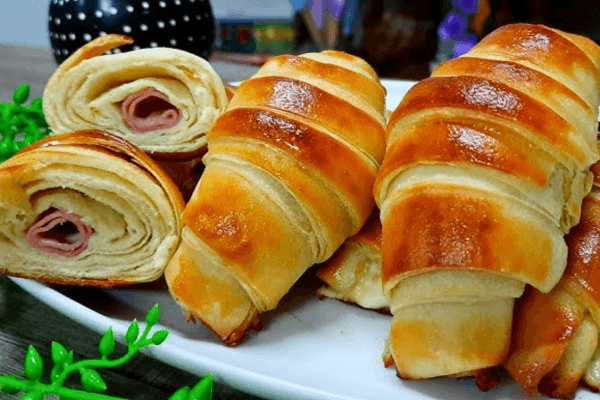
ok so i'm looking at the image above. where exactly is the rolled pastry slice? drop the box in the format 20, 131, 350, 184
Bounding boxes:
165, 50, 387, 345
43, 35, 229, 199
316, 211, 388, 313
374, 24, 600, 380
0, 130, 184, 287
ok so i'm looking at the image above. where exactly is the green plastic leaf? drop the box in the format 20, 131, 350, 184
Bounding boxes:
146, 303, 160, 327
151, 329, 169, 346
23, 345, 43, 382
80, 368, 107, 393
51, 341, 68, 365
168, 386, 190, 400
30, 97, 43, 110
13, 83, 30, 106
98, 327, 116, 359
125, 319, 140, 346
189, 374, 214, 400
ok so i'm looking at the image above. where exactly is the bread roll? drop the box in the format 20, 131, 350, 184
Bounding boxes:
0, 130, 184, 286
506, 153, 600, 398
374, 24, 600, 379
42, 34, 228, 199
165, 50, 387, 345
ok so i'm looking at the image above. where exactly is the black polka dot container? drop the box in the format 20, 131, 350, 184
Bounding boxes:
48, 0, 216, 64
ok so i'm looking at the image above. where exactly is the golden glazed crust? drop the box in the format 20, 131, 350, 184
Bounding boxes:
374, 23, 600, 380
165, 50, 386, 344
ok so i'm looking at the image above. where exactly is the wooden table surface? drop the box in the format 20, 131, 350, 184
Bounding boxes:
0, 42, 265, 400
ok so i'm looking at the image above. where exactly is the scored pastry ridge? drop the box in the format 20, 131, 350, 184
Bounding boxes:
374, 23, 600, 380
165, 50, 387, 345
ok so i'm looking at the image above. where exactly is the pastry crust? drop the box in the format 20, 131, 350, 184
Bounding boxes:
42, 35, 228, 200
164, 50, 386, 345
0, 130, 184, 286
316, 211, 388, 312
43, 34, 228, 159
506, 167, 600, 398
374, 24, 600, 380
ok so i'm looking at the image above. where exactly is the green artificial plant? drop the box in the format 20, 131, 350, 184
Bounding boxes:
0, 304, 213, 400
0, 82, 50, 163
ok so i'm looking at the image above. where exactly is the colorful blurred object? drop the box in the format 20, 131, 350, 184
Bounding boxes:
431, 0, 479, 71
254, 21, 295, 53
324, 0, 347, 49
216, 19, 294, 54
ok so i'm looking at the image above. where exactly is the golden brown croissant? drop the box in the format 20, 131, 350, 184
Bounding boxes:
505, 155, 600, 398
0, 130, 185, 287
164, 50, 387, 345
42, 34, 229, 199
374, 24, 600, 380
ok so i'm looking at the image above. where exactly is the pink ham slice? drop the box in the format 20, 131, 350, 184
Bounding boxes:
121, 87, 183, 134
27, 206, 94, 257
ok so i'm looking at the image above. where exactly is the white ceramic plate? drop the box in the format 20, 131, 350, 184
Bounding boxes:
9, 80, 594, 400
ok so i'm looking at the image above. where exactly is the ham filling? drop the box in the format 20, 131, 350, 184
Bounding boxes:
26, 206, 94, 257
121, 87, 182, 134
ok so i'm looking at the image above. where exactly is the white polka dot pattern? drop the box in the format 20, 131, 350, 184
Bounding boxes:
48, 0, 215, 64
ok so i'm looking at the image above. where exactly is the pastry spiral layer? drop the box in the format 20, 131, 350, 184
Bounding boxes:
0, 130, 184, 287
43, 34, 228, 159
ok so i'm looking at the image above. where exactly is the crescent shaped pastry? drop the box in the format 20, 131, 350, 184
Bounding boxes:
164, 50, 387, 345
374, 24, 600, 380
0, 130, 184, 287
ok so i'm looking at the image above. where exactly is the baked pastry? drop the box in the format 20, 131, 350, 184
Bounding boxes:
373, 24, 600, 380
505, 155, 600, 398
0, 130, 184, 287
316, 211, 388, 313
164, 50, 387, 345
42, 34, 228, 199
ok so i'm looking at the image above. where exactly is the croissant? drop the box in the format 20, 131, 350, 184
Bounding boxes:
316, 211, 388, 313
164, 50, 387, 345
42, 34, 228, 199
0, 130, 184, 287
373, 24, 600, 379
505, 154, 600, 398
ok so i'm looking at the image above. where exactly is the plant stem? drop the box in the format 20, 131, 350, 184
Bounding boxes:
47, 385, 126, 400
52, 321, 155, 388
0, 376, 124, 399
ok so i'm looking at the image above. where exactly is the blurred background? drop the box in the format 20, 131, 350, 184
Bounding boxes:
2, 0, 600, 80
